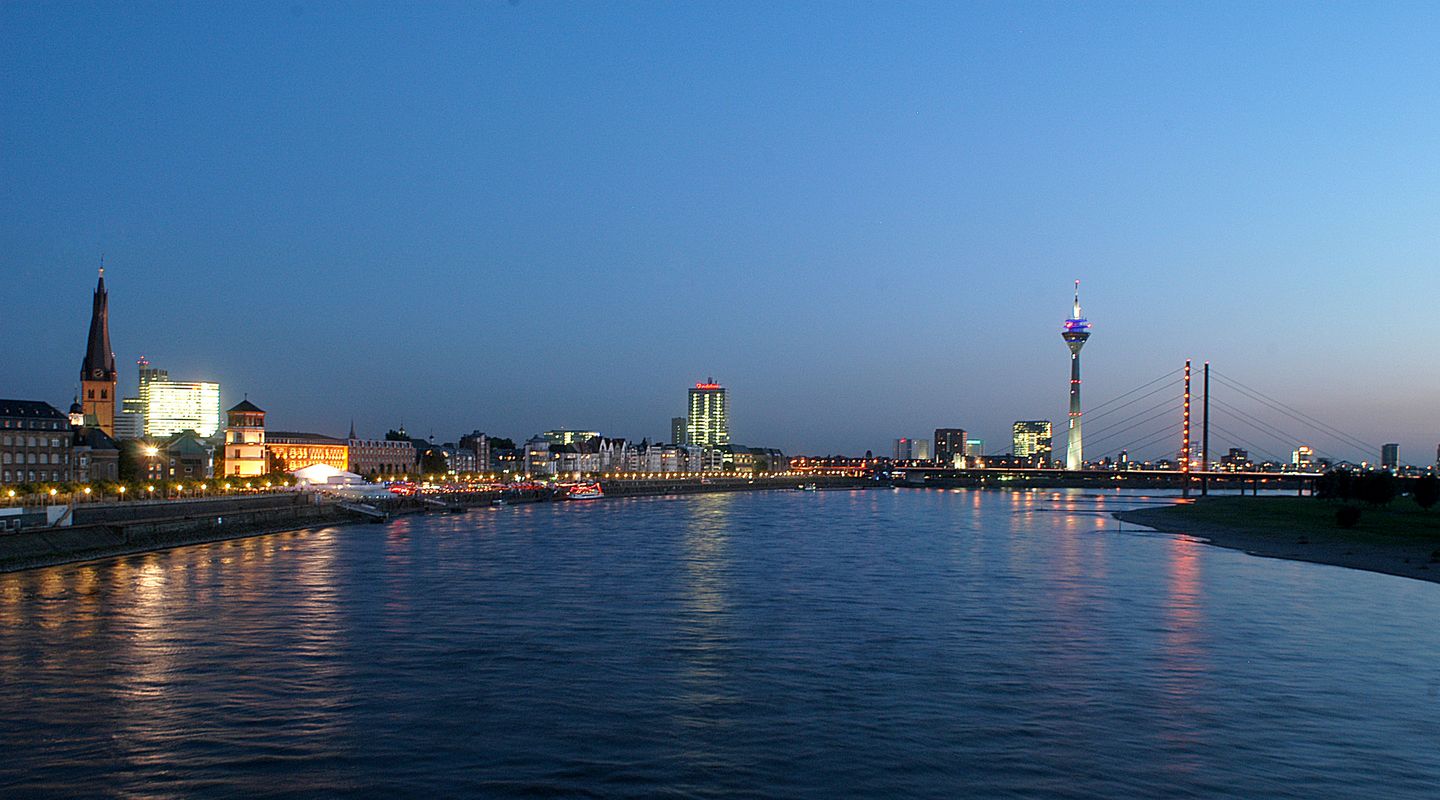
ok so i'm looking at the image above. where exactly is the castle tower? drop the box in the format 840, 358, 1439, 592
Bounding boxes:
1061, 281, 1092, 470
80, 267, 118, 436
223, 398, 269, 478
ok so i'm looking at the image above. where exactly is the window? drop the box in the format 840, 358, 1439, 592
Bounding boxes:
38, 454, 47, 465
87, 390, 94, 399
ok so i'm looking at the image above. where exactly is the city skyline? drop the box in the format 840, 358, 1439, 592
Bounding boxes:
4, 4, 1439, 458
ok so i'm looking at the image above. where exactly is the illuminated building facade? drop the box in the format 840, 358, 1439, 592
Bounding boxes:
0, 400, 71, 485
934, 428, 967, 467
672, 417, 687, 446
222, 399, 268, 478
118, 358, 165, 440
687, 380, 729, 448
1012, 420, 1054, 466
144, 379, 222, 438
266, 432, 349, 472
1292, 445, 1315, 470
1061, 281, 1092, 470
348, 437, 416, 476
80, 268, 118, 436
542, 430, 600, 446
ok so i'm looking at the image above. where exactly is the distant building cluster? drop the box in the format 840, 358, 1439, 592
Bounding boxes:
3, 271, 1432, 492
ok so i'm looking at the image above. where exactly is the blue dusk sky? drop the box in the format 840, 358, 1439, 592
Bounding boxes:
2, 1, 1438, 462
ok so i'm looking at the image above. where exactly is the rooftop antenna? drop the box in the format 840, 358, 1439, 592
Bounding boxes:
1073, 279, 1082, 318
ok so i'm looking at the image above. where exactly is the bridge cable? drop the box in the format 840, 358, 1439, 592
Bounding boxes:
1082, 378, 1185, 427
1209, 370, 1378, 455
1208, 397, 1349, 464
1205, 419, 1289, 465
1083, 368, 1185, 418
1083, 393, 1185, 446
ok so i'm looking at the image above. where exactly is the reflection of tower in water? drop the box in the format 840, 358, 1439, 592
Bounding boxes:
678, 493, 737, 711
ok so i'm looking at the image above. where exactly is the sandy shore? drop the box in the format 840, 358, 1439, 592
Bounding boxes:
1114, 502, 1440, 586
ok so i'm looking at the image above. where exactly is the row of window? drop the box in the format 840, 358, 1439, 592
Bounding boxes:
1, 436, 64, 448
2, 452, 70, 465
0, 420, 65, 431
1, 470, 65, 483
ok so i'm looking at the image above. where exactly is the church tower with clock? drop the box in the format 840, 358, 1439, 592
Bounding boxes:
80, 267, 118, 436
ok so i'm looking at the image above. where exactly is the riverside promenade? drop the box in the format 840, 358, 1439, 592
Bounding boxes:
0, 475, 874, 573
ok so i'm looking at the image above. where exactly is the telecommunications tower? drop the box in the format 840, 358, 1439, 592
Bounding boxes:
1061, 281, 1091, 470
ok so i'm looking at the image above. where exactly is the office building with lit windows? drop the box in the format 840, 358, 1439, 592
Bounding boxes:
934, 428, 967, 467
1012, 420, 1054, 466
686, 380, 729, 448
144, 379, 222, 438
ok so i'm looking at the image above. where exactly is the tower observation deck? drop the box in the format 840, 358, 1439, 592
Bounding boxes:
1061, 281, 1091, 470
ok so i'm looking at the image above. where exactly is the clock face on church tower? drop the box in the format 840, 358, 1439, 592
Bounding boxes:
92, 369, 104, 379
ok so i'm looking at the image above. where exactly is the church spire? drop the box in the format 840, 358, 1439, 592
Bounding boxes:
81, 266, 116, 382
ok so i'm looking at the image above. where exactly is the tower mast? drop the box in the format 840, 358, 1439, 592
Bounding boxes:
1061, 280, 1092, 470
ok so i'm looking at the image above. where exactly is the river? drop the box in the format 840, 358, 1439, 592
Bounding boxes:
1, 488, 1437, 797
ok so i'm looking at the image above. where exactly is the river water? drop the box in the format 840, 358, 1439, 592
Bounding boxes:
1, 489, 1437, 798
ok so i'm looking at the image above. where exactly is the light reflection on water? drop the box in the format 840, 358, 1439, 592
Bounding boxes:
0, 488, 1438, 798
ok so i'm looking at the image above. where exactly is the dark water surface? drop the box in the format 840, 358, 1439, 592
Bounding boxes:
2, 489, 1438, 798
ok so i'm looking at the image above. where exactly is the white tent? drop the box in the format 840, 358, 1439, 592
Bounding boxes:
291, 463, 366, 487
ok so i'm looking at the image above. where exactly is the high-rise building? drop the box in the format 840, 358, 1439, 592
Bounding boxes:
80, 268, 118, 436
672, 417, 687, 446
686, 380, 728, 448
934, 428, 967, 467
118, 357, 168, 440
912, 439, 931, 460
1292, 445, 1315, 470
1013, 420, 1054, 465
893, 438, 915, 461
966, 438, 985, 457
1381, 443, 1400, 470
144, 380, 222, 438
115, 397, 145, 440
222, 399, 268, 478
1061, 281, 1091, 470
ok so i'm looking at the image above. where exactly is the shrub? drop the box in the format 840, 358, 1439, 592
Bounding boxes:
1336, 506, 1362, 528
1413, 475, 1440, 511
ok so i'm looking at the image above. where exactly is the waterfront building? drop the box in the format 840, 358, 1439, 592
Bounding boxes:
438, 443, 477, 473
1061, 281, 1092, 470
934, 428, 967, 467
162, 430, 214, 480
672, 417, 687, 446
266, 432, 349, 472
720, 444, 787, 473
966, 438, 985, 457
0, 400, 72, 485
80, 268, 119, 436
144, 379, 222, 438
458, 431, 491, 474
70, 424, 120, 483
1382, 443, 1400, 471
543, 429, 600, 446
912, 439, 931, 460
348, 435, 415, 477
524, 436, 554, 475
1013, 420, 1054, 466
686, 380, 729, 448
222, 399, 268, 478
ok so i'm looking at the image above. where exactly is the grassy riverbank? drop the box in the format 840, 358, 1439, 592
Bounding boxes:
1115, 496, 1440, 585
